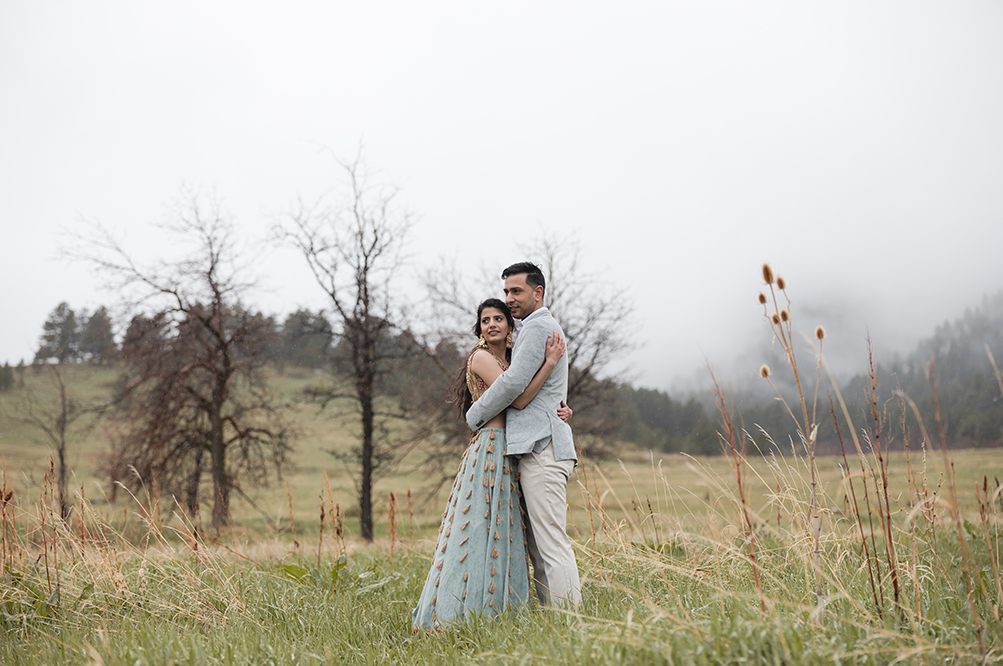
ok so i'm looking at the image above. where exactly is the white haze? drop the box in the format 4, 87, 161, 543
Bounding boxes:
1, 2, 1001, 394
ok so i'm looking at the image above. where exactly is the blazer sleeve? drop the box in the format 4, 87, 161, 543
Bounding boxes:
465, 322, 549, 430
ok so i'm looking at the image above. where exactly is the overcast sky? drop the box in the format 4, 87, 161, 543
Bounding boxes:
2, 2, 1002, 392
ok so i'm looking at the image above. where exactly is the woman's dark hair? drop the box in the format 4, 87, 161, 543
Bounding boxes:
450, 299, 514, 418
472, 298, 515, 337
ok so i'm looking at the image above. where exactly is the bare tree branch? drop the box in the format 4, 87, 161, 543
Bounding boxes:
66, 191, 292, 530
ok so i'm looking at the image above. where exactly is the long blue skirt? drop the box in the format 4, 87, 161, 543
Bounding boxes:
411, 427, 531, 630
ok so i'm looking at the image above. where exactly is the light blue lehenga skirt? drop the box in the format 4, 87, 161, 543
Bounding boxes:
411, 427, 531, 630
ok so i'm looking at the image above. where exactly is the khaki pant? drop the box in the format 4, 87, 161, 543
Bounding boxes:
518, 441, 581, 607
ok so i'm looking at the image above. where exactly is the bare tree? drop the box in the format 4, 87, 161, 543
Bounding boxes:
278, 155, 414, 541
69, 191, 292, 530
0, 364, 104, 519
531, 235, 638, 425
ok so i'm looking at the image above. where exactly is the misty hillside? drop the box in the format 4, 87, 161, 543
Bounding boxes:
616, 289, 1003, 455
838, 290, 1003, 447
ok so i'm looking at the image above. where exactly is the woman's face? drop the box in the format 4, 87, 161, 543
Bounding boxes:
479, 307, 511, 345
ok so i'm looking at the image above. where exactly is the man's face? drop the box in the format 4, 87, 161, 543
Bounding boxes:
503, 273, 541, 320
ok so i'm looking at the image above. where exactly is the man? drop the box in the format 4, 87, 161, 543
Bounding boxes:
465, 261, 582, 607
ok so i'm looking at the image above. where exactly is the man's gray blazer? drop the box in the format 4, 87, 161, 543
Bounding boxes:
465, 307, 577, 462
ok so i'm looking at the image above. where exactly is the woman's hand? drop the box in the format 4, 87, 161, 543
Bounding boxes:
557, 400, 573, 422
544, 330, 566, 367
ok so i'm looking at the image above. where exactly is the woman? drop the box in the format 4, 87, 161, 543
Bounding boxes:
411, 298, 570, 631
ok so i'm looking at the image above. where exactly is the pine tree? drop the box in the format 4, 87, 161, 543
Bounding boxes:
79, 306, 117, 364
34, 302, 79, 363
0, 362, 13, 392
279, 309, 333, 368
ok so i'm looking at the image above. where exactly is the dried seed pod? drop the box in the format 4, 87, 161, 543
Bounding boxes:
760, 364, 771, 379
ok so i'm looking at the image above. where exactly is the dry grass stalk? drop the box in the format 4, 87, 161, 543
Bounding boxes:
709, 368, 766, 616
286, 481, 298, 549
865, 343, 901, 617
646, 497, 661, 547
775, 477, 782, 532
75, 483, 89, 547
631, 496, 650, 546
897, 388, 923, 627
41, 455, 53, 595
51, 459, 60, 596
824, 355, 888, 618
1, 463, 13, 579
406, 488, 414, 552
929, 356, 984, 655
318, 487, 326, 567
895, 391, 941, 540
758, 266, 823, 613
976, 476, 1003, 637
589, 451, 609, 540
323, 470, 337, 552
149, 475, 161, 533
578, 445, 598, 556
334, 502, 344, 561
388, 491, 397, 566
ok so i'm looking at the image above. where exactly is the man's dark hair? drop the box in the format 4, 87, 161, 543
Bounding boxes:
501, 261, 546, 296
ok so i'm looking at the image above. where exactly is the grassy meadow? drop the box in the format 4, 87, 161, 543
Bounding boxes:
1, 363, 1002, 664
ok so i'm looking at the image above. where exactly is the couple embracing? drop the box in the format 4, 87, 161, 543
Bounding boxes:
411, 262, 581, 631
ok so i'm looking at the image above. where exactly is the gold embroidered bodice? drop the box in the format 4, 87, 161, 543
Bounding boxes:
466, 342, 508, 402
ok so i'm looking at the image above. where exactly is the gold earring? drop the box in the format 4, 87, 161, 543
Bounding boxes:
478, 334, 486, 346
506, 333, 514, 348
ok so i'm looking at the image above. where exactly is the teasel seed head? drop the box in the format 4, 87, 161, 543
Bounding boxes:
760, 364, 771, 379
771, 313, 781, 325
815, 325, 826, 340
762, 263, 774, 285
780, 309, 790, 322
758, 292, 767, 305
776, 275, 786, 290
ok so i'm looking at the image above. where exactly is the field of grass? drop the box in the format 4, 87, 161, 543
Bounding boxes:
2, 364, 1002, 664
